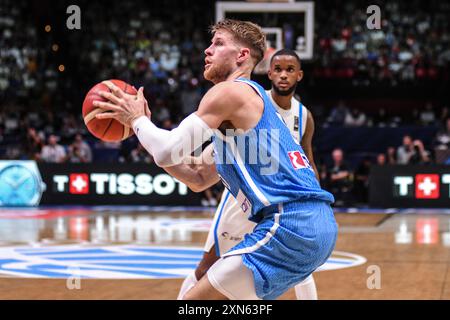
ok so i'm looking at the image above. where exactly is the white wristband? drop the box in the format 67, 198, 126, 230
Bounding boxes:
132, 113, 213, 167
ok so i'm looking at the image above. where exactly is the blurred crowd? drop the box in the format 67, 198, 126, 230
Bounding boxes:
325, 100, 449, 128
321, 132, 446, 206
2, 99, 448, 207
314, 0, 450, 85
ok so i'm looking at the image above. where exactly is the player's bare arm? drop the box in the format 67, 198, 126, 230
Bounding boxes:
301, 110, 320, 181
195, 80, 263, 132
163, 144, 220, 192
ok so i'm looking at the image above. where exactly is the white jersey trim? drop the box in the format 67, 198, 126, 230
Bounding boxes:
266, 89, 308, 141
223, 203, 283, 257
301, 105, 308, 138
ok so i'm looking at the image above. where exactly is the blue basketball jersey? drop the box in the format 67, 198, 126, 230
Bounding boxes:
212, 78, 334, 222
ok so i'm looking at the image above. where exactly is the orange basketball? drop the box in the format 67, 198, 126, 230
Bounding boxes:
82, 79, 137, 142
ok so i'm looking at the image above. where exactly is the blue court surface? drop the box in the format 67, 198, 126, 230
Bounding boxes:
0, 245, 366, 279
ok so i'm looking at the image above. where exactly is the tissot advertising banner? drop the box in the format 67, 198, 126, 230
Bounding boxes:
39, 163, 201, 206
369, 165, 450, 208
0, 161, 201, 206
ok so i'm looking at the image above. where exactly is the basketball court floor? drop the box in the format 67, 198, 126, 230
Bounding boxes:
0, 206, 449, 300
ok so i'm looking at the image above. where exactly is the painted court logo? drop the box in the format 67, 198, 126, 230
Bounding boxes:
0, 246, 366, 279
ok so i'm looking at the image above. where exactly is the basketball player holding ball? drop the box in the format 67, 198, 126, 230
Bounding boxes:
178, 49, 321, 300
92, 19, 337, 300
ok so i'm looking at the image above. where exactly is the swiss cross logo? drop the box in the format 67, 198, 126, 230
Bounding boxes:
288, 151, 310, 170
415, 174, 439, 199
69, 174, 89, 194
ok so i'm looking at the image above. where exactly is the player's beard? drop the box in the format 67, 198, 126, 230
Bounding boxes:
204, 61, 233, 84
272, 83, 297, 96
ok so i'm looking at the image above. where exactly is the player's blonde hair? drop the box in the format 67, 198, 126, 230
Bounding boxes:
210, 19, 266, 66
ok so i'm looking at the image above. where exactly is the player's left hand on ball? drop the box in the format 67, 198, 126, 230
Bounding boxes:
94, 82, 148, 127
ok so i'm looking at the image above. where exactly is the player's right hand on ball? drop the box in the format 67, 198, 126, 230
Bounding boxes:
94, 83, 149, 128
124, 86, 151, 119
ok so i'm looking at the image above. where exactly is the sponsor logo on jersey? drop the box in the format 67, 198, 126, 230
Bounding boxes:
288, 151, 311, 170
220, 232, 243, 242
241, 198, 251, 213
236, 190, 252, 214
293, 115, 299, 132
